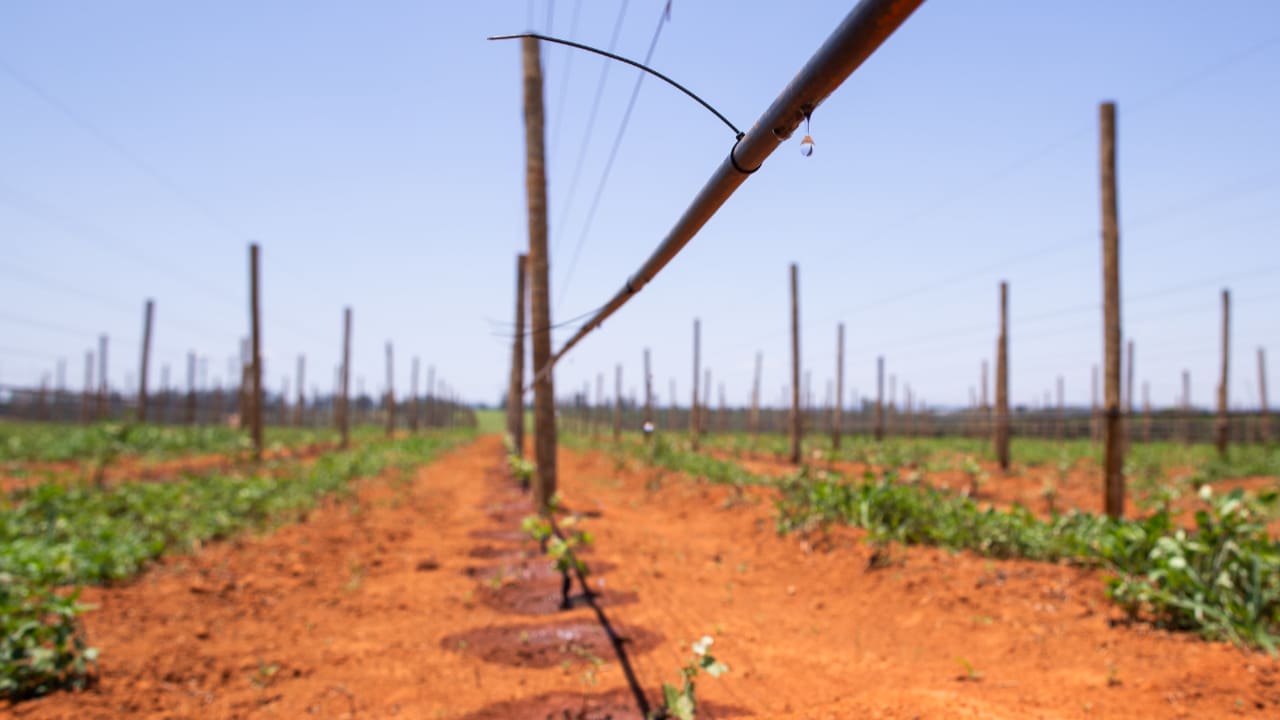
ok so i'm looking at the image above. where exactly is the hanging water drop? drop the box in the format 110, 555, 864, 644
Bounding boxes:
799, 135, 815, 157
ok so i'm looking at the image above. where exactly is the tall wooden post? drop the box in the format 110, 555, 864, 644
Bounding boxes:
138, 299, 154, 422
613, 364, 623, 442
643, 348, 653, 433
1124, 340, 1135, 453
248, 244, 264, 460
185, 352, 197, 424
1260, 348, 1271, 443
522, 36, 557, 511
1100, 101, 1124, 518
691, 318, 701, 449
833, 323, 844, 450
385, 342, 396, 437
1216, 289, 1230, 456
81, 350, 94, 424
980, 359, 989, 438
409, 356, 420, 433
750, 351, 762, 437
1056, 375, 1065, 441
340, 308, 352, 449
995, 281, 1011, 471
789, 263, 801, 464
1142, 381, 1152, 442
667, 378, 676, 432
295, 355, 306, 427
507, 254, 528, 451
875, 356, 885, 441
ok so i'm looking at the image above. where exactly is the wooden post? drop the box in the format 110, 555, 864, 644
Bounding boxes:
875, 356, 885, 442
1100, 101, 1124, 518
96, 334, 109, 420
703, 368, 712, 436
185, 352, 197, 424
295, 355, 306, 427
522, 36, 557, 511
340, 307, 352, 449
750, 351, 762, 437
137, 299, 154, 423
426, 365, 435, 428
81, 350, 94, 424
718, 383, 727, 433
1142, 381, 1152, 442
691, 318, 701, 449
833, 323, 844, 450
643, 348, 653, 432
667, 378, 676, 432
613, 364, 623, 442
1124, 340, 1135, 453
995, 281, 1011, 471
409, 356, 420, 433
385, 341, 396, 437
507, 254, 528, 452
1216, 289, 1230, 456
247, 244, 264, 460
1056, 375, 1065, 442
789, 263, 801, 464
1260, 348, 1271, 443
279, 377, 290, 426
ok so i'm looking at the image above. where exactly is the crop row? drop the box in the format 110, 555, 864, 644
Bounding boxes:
0, 428, 473, 700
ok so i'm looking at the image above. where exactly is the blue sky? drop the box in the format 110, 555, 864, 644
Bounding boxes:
1, 1, 1277, 412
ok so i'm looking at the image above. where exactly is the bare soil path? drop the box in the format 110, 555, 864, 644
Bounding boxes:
6, 435, 1278, 719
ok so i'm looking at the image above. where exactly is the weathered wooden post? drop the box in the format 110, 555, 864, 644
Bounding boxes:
833, 323, 844, 450
385, 341, 396, 437
409, 356, 420, 433
248, 244, 264, 460
691, 318, 701, 449
643, 348, 653, 435
1100, 101, 1124, 518
295, 355, 307, 427
875, 356, 885, 442
97, 335, 109, 420
137, 299, 154, 422
1216, 289, 1230, 456
81, 350, 94, 424
750, 351, 762, 437
667, 378, 676, 432
522, 36, 557, 511
1260, 348, 1271, 443
789, 263, 802, 464
340, 307, 352, 449
507, 254, 528, 451
995, 281, 1010, 471
185, 352, 197, 424
613, 364, 623, 442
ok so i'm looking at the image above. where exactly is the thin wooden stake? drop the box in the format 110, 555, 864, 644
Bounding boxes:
833, 323, 844, 450
409, 356, 420, 433
385, 341, 396, 438
296, 355, 307, 427
691, 318, 701, 449
613, 364, 623, 442
138, 299, 154, 423
995, 281, 1011, 471
507, 253, 528, 452
248, 244, 264, 460
643, 348, 653, 433
186, 352, 197, 424
1100, 101, 1125, 518
789, 263, 801, 464
340, 307, 352, 449
97, 335, 109, 421
875, 356, 885, 442
1216, 289, 1231, 456
750, 351, 762, 437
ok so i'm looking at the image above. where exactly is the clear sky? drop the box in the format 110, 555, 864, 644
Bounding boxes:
2, 1, 1278, 412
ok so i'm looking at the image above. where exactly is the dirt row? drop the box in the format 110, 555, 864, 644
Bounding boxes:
6, 435, 1279, 718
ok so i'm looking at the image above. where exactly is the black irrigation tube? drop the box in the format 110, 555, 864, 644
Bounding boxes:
548, 515, 653, 717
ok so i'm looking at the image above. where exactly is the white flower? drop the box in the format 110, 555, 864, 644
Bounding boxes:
1198, 485, 1212, 502
691, 635, 714, 656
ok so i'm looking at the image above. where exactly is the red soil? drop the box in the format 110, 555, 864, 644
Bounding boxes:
5, 435, 1279, 719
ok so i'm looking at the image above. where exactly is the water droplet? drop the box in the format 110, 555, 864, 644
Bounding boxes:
799, 135, 815, 157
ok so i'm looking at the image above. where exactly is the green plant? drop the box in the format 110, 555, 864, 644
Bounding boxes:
0, 574, 96, 700
521, 514, 593, 609
651, 635, 728, 720
507, 453, 535, 488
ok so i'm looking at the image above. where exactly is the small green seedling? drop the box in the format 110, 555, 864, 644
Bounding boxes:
522, 514, 593, 609
651, 635, 728, 720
